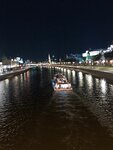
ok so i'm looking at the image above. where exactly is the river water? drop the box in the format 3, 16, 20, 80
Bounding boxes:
0, 67, 113, 150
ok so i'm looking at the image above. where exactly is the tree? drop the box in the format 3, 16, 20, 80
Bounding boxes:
2, 56, 11, 65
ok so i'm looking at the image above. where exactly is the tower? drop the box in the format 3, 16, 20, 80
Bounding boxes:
86, 51, 91, 64
48, 54, 51, 64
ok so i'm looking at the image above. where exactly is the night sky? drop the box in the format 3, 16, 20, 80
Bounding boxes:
0, 0, 113, 61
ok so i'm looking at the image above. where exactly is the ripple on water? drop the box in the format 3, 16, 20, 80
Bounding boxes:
0, 68, 113, 150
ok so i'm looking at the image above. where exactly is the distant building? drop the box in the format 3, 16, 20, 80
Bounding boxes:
99, 50, 105, 64
85, 51, 92, 64
82, 45, 113, 58
82, 49, 102, 58
82, 44, 113, 65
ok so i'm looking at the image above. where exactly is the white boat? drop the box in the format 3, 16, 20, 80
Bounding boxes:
52, 73, 72, 91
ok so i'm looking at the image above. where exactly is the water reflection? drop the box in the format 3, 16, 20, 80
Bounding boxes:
78, 72, 83, 87
63, 68, 66, 73
4, 79, 9, 86
66, 69, 71, 81
76, 72, 113, 136
72, 70, 76, 84
109, 84, 113, 95
13, 76, 20, 97
55, 67, 113, 136
85, 74, 93, 89
0, 81, 8, 106
100, 79, 107, 95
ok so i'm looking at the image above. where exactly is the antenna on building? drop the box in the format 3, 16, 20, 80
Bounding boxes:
48, 54, 51, 64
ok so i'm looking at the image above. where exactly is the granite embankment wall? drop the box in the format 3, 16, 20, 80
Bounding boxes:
0, 68, 30, 81
76, 67, 113, 82
53, 65, 113, 83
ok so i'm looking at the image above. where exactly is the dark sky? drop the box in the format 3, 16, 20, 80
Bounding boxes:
0, 0, 113, 61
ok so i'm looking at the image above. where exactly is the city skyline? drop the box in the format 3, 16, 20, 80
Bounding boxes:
0, 0, 113, 61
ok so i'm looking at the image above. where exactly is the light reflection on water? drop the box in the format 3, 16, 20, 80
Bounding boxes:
100, 79, 107, 95
78, 72, 83, 87
72, 70, 76, 84
58, 67, 113, 136
0, 67, 113, 150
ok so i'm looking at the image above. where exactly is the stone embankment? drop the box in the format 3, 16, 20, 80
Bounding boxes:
53, 65, 113, 83
76, 66, 113, 83
0, 67, 31, 81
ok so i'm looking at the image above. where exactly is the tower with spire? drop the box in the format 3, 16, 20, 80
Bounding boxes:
48, 54, 51, 64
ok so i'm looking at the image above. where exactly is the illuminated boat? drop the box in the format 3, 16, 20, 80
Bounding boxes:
52, 73, 72, 91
